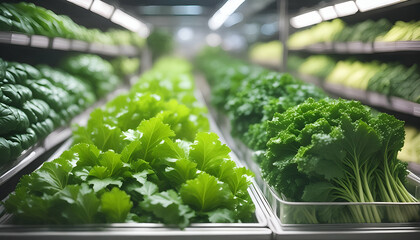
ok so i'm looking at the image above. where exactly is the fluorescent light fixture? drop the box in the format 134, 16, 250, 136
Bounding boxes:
319, 6, 338, 20
111, 9, 150, 37
69, 0, 150, 38
224, 12, 243, 28
355, 0, 406, 12
208, 0, 245, 30
90, 0, 114, 18
172, 5, 203, 15
139, 5, 203, 15
290, 11, 322, 28
67, 0, 93, 9
334, 1, 358, 17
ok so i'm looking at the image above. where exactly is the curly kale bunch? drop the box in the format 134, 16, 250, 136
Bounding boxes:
263, 98, 418, 223
242, 83, 326, 150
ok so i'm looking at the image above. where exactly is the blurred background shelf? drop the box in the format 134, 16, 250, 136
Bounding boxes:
289, 41, 420, 53
0, 31, 140, 57
295, 72, 420, 118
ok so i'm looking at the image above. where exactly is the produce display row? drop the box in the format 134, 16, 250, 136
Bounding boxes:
288, 55, 420, 105
288, 19, 420, 49
2, 57, 256, 228
0, 2, 145, 48
196, 48, 420, 224
0, 54, 121, 168
399, 127, 420, 165
289, 41, 420, 53
249, 41, 283, 67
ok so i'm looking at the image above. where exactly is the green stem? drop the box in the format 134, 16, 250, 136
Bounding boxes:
362, 165, 381, 222
353, 157, 373, 222
383, 151, 398, 202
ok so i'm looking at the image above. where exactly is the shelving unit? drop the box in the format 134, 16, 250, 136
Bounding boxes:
293, 72, 420, 117
0, 1, 146, 199
280, 1, 420, 119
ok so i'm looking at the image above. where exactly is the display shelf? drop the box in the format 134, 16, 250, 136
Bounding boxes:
0, 84, 130, 188
294, 73, 420, 118
289, 41, 420, 54
0, 31, 140, 57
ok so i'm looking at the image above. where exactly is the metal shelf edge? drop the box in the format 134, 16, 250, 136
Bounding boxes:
0, 31, 140, 57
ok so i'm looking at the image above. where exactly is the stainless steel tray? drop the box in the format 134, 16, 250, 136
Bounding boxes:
0, 141, 271, 240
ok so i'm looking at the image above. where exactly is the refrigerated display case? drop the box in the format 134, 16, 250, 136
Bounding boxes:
1, 0, 419, 239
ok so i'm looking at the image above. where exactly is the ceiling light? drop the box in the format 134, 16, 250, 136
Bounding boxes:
208, 0, 245, 30
334, 1, 358, 17
319, 6, 338, 20
111, 9, 150, 37
67, 0, 92, 9
355, 0, 405, 12
224, 12, 243, 28
90, 0, 114, 18
290, 11, 322, 28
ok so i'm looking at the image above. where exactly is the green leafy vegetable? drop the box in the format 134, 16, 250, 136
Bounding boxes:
264, 98, 419, 223
180, 173, 233, 212
101, 187, 133, 222
6, 57, 255, 228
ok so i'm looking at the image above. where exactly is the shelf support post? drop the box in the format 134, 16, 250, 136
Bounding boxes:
278, 0, 288, 72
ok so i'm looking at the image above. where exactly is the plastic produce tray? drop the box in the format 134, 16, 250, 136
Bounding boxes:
262, 173, 420, 225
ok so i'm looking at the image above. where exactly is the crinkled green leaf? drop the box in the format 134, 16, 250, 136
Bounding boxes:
98, 151, 123, 177
180, 173, 234, 212
27, 161, 71, 195
164, 158, 197, 187
88, 178, 123, 192
56, 183, 100, 223
138, 181, 159, 196
206, 208, 235, 223
100, 188, 133, 223
136, 117, 175, 162
140, 189, 194, 228
189, 132, 230, 173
